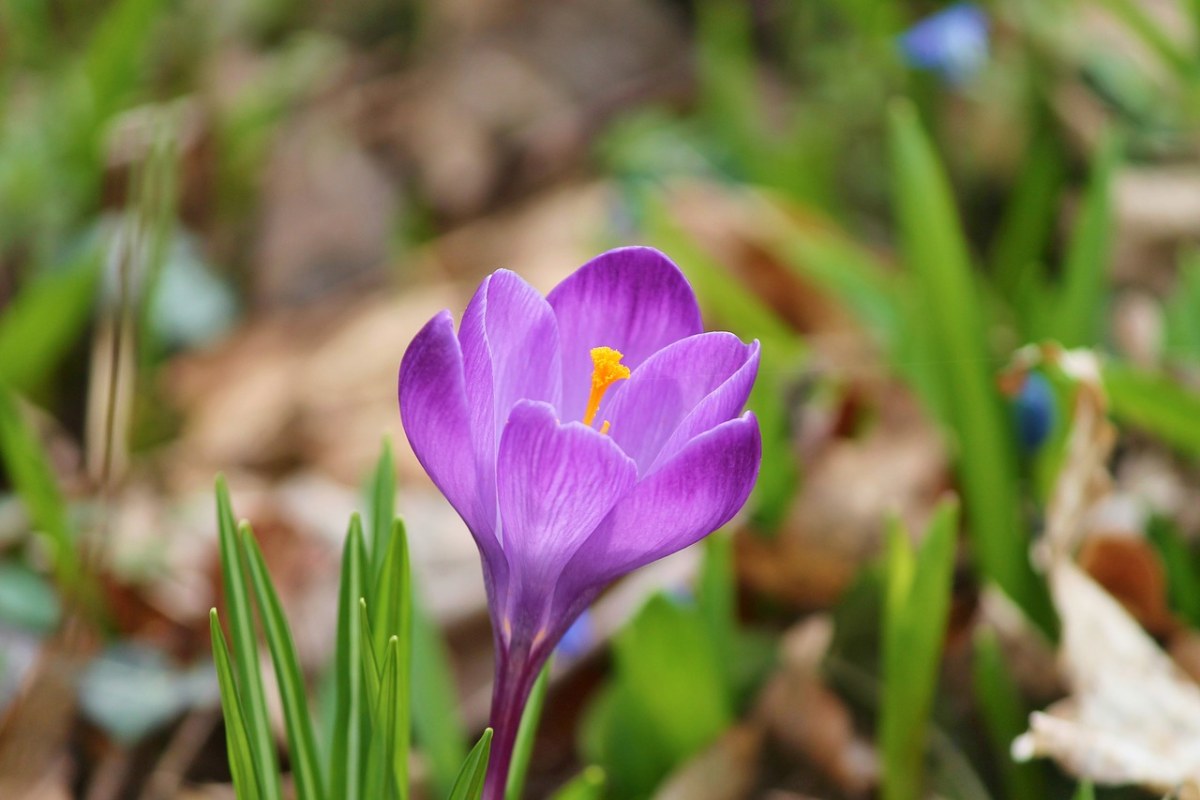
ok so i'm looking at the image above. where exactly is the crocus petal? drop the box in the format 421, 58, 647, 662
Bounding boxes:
556, 412, 761, 599
548, 247, 703, 422
459, 270, 562, 537
399, 311, 492, 546
496, 401, 637, 644
603, 333, 759, 474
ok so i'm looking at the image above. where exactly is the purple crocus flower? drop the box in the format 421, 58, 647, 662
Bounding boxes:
898, 3, 989, 87
397, 247, 761, 798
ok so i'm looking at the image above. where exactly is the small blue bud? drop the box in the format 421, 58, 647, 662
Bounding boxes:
1012, 371, 1055, 453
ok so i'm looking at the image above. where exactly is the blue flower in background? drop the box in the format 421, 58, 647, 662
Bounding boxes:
1012, 371, 1055, 453
899, 3, 989, 86
556, 610, 594, 660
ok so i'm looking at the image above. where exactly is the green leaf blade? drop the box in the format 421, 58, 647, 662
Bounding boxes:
448, 728, 494, 800
887, 100, 1052, 633
241, 524, 327, 800
880, 501, 959, 800
215, 476, 282, 800
211, 610, 264, 800
331, 515, 370, 800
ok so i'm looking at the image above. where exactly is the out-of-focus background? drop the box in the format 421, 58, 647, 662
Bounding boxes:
3, 0, 1200, 797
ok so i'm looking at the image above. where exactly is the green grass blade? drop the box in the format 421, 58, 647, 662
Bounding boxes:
988, 126, 1065, 305
0, 251, 100, 393
240, 524, 327, 800
331, 515, 370, 800
887, 100, 1052, 633
378, 636, 404, 800
1103, 361, 1200, 458
1073, 782, 1095, 800
359, 599, 388, 800
367, 439, 397, 579
0, 387, 81, 591
447, 728, 494, 800
371, 519, 412, 795
372, 519, 412, 654
411, 587, 468, 797
505, 659, 551, 800
972, 628, 1046, 800
359, 599, 382, 718
210, 610, 264, 800
215, 476, 282, 800
880, 502, 958, 800
547, 767, 605, 800
1050, 132, 1120, 348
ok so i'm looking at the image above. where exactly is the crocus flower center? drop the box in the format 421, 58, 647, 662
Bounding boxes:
582, 346, 630, 432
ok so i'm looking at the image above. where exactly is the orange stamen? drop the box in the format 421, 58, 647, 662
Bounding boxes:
583, 347, 629, 429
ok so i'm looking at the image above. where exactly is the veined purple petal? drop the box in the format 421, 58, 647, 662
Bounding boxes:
399, 312, 496, 555
496, 401, 637, 647
651, 339, 760, 472
556, 412, 760, 599
548, 247, 703, 423
459, 270, 562, 529
604, 333, 758, 474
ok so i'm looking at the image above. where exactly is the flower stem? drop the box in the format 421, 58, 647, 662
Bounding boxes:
481, 649, 542, 800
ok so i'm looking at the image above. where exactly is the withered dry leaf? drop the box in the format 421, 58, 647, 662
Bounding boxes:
1078, 534, 1173, 637
1011, 346, 1200, 793
1013, 562, 1200, 792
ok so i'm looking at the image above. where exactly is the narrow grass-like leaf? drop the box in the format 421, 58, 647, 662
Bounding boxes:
1104, 361, 1200, 458
367, 438, 397, 579
378, 636, 405, 799
411, 587, 468, 797
359, 599, 388, 800
547, 767, 605, 800
0, 387, 81, 590
1073, 782, 1095, 800
241, 524, 326, 800
210, 610, 263, 800
216, 476, 281, 800
331, 515, 370, 800
972, 628, 1045, 800
372, 520, 411, 655
0, 251, 100, 392
448, 728, 494, 800
505, 660, 551, 800
888, 101, 1052, 633
880, 501, 958, 800
371, 519, 412, 794
359, 600, 382, 718
989, 125, 1065, 305
1050, 132, 1119, 348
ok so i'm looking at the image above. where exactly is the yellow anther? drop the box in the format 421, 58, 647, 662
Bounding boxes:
600, 420, 611, 435
583, 347, 629, 428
